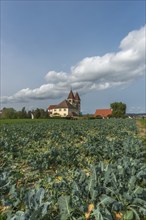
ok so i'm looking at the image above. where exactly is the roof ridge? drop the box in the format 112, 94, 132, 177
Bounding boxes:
56, 99, 76, 109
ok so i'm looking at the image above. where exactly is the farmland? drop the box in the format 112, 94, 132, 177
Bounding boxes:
0, 119, 146, 220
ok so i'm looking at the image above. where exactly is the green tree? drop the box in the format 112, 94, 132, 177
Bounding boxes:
17, 107, 27, 118
33, 108, 41, 119
110, 102, 126, 118
39, 108, 48, 118
27, 110, 32, 119
32, 108, 49, 119
0, 107, 17, 119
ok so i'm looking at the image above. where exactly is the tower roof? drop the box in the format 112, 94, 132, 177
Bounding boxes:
74, 92, 80, 100
67, 90, 75, 100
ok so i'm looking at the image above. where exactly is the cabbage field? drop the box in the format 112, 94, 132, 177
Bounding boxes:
0, 119, 146, 220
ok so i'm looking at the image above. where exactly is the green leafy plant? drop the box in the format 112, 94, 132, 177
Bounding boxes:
0, 119, 145, 219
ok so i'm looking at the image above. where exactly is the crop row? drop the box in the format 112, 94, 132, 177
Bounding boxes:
0, 119, 146, 219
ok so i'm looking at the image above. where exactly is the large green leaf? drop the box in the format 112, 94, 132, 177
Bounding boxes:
87, 166, 97, 193
92, 207, 104, 220
10, 211, 25, 220
128, 206, 141, 220
98, 194, 115, 207
58, 196, 71, 220
123, 210, 134, 220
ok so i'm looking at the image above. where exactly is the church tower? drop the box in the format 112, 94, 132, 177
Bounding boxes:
74, 92, 81, 113
67, 90, 81, 114
67, 90, 75, 105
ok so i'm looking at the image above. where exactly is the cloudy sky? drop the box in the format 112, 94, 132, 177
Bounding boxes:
1, 1, 145, 114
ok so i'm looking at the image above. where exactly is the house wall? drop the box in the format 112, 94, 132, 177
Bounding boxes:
52, 108, 69, 117
48, 104, 80, 117
49, 107, 79, 117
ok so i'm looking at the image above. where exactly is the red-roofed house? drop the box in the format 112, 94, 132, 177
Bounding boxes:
94, 109, 112, 118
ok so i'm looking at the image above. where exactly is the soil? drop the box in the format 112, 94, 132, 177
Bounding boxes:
136, 120, 146, 139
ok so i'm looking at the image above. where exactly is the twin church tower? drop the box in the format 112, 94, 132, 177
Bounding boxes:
67, 90, 80, 113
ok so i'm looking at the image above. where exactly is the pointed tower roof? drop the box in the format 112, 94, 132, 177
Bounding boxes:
74, 92, 80, 100
67, 90, 75, 99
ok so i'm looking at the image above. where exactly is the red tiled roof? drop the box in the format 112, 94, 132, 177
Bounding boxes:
48, 105, 57, 110
94, 109, 112, 117
56, 100, 76, 109
74, 92, 80, 100
67, 90, 75, 99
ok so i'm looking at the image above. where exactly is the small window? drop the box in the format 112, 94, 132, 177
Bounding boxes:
64, 114, 66, 116
64, 109, 66, 111
59, 109, 61, 111
54, 109, 56, 111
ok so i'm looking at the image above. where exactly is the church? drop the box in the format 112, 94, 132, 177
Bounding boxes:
48, 90, 81, 117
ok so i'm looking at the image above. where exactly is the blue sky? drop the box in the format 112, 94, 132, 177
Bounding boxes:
1, 0, 145, 114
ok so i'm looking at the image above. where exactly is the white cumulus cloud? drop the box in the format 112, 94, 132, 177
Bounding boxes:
1, 25, 145, 103
45, 71, 68, 83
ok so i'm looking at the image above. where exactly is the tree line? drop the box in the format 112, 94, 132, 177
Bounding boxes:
0, 107, 49, 119
0, 102, 127, 119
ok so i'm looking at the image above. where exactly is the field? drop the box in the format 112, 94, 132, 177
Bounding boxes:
0, 119, 146, 220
